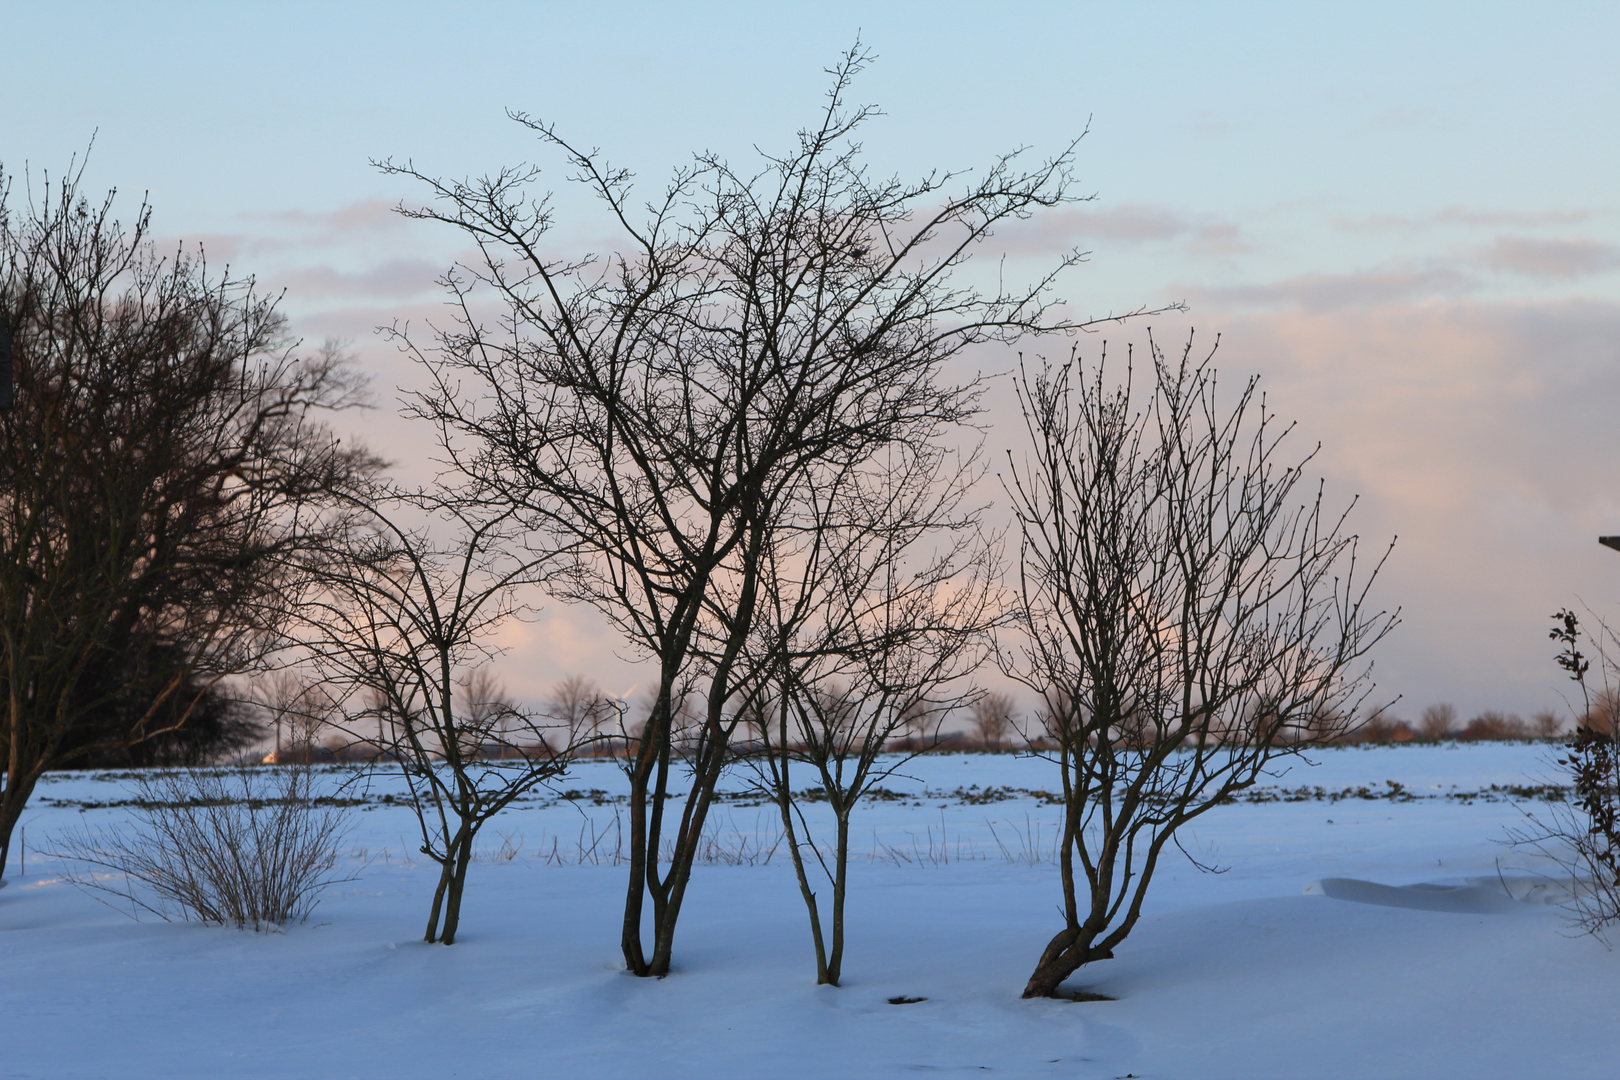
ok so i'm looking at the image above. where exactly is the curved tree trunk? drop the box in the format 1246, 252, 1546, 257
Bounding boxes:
1022, 927, 1114, 998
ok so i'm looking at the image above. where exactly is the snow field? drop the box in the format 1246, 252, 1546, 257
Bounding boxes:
4, 743, 1616, 1079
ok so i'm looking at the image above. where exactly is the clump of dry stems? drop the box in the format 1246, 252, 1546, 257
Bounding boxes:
51, 767, 351, 929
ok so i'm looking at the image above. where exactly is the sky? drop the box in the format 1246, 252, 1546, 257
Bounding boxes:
3, 1, 1618, 726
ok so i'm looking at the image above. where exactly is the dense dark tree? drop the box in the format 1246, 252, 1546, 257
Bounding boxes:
58, 649, 265, 768
0, 161, 377, 878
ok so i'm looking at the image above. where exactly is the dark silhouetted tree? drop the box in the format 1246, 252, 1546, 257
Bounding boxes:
0, 161, 375, 878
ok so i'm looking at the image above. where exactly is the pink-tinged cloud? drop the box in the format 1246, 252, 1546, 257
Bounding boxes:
1183, 298, 1620, 720
289, 281, 1620, 725
245, 199, 405, 236
272, 258, 449, 301
1185, 265, 1474, 311
1334, 206, 1601, 232
1185, 223, 1249, 258
1480, 236, 1620, 280
996, 203, 1246, 257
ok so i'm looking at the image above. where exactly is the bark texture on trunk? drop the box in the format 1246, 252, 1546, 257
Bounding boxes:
1021, 926, 1114, 999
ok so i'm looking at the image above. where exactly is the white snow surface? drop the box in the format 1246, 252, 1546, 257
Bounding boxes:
4, 742, 1615, 1079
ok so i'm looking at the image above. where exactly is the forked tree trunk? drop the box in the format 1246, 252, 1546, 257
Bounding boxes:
645, 730, 731, 976
776, 762, 833, 984
439, 832, 476, 945
621, 698, 669, 975
424, 859, 452, 942
424, 822, 476, 944
1022, 926, 1113, 998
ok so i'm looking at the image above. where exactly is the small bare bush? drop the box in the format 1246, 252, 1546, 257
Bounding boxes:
1460, 710, 1528, 741
1511, 608, 1620, 940
1418, 703, 1457, 741
1583, 686, 1620, 737
1532, 708, 1564, 738
1340, 713, 1414, 744
52, 768, 351, 929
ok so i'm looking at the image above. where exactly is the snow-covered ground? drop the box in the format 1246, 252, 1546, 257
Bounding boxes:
4, 743, 1615, 1079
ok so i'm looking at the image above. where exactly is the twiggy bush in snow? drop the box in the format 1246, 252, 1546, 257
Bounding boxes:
1511, 609, 1620, 939
52, 767, 350, 929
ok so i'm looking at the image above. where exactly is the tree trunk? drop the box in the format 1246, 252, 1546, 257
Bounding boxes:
776, 755, 831, 984
622, 690, 672, 976
827, 812, 850, 986
1021, 926, 1113, 998
424, 858, 452, 942
646, 780, 719, 977
0, 769, 42, 883
439, 830, 476, 945
641, 685, 737, 978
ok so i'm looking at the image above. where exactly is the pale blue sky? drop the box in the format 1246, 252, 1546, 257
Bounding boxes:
4, 2, 1618, 722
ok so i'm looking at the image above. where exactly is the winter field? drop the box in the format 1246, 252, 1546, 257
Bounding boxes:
4, 742, 1617, 1080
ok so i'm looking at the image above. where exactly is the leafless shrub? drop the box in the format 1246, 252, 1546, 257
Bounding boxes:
1460, 710, 1528, 741
50, 768, 351, 929
742, 421, 1000, 985
1338, 713, 1414, 744
1418, 703, 1457, 741
300, 497, 574, 945
1508, 609, 1620, 939
1582, 687, 1620, 737
1532, 708, 1564, 739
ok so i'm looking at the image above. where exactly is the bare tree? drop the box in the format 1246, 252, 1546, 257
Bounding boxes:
377, 45, 1167, 976
544, 675, 615, 752
1587, 687, 1620, 737
256, 670, 338, 763
1460, 710, 1528, 740
1418, 702, 1457, 741
972, 692, 1016, 751
298, 495, 569, 944
744, 434, 998, 985
1531, 708, 1563, 739
1003, 336, 1396, 998
0, 161, 375, 879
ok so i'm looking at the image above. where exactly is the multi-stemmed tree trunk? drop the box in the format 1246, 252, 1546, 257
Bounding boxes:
381, 44, 1172, 976
1004, 335, 1397, 998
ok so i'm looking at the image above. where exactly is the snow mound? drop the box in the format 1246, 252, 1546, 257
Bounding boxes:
1305, 877, 1525, 913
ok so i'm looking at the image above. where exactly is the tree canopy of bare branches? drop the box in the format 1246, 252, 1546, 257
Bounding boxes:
0, 161, 376, 879
971, 691, 1016, 751
378, 45, 1157, 976
744, 433, 998, 985
1004, 335, 1397, 998
297, 495, 568, 944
